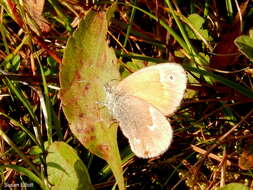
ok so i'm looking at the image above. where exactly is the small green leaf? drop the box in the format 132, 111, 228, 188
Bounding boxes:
11, 54, 21, 71
121, 60, 155, 79
185, 14, 213, 41
46, 142, 94, 190
234, 30, 253, 60
46, 57, 58, 76
216, 183, 249, 190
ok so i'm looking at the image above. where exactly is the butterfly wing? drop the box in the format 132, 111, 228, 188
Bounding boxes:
113, 94, 173, 158
116, 63, 187, 115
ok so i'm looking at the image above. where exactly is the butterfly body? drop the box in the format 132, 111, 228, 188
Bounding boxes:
105, 63, 187, 158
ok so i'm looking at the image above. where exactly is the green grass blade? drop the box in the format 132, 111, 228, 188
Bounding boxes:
123, 0, 137, 49
0, 164, 47, 190
0, 128, 41, 177
165, 0, 192, 54
186, 66, 253, 98
0, 112, 38, 145
3, 78, 39, 126
38, 62, 53, 145
124, 2, 188, 52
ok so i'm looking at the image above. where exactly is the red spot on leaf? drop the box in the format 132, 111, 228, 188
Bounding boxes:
82, 135, 96, 144
79, 113, 85, 118
97, 144, 110, 159
83, 83, 90, 93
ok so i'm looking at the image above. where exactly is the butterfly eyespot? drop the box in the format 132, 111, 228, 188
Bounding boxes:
167, 74, 175, 81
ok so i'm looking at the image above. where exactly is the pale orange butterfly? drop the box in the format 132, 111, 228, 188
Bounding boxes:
105, 63, 187, 158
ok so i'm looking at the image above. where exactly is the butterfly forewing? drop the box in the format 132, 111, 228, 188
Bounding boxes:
116, 63, 187, 115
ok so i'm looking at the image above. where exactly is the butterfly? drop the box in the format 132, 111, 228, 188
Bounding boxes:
104, 63, 187, 158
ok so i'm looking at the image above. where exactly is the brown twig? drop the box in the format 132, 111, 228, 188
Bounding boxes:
191, 145, 232, 166
191, 108, 253, 177
33, 36, 62, 65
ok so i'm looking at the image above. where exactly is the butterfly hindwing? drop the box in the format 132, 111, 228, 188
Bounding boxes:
112, 94, 173, 158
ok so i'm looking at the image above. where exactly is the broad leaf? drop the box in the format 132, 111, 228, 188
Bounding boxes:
46, 142, 93, 190
59, 10, 124, 189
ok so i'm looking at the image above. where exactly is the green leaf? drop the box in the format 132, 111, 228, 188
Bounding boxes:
216, 183, 249, 190
46, 142, 93, 190
185, 13, 213, 41
234, 30, 253, 60
121, 60, 155, 79
11, 54, 20, 72
59, 10, 124, 190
